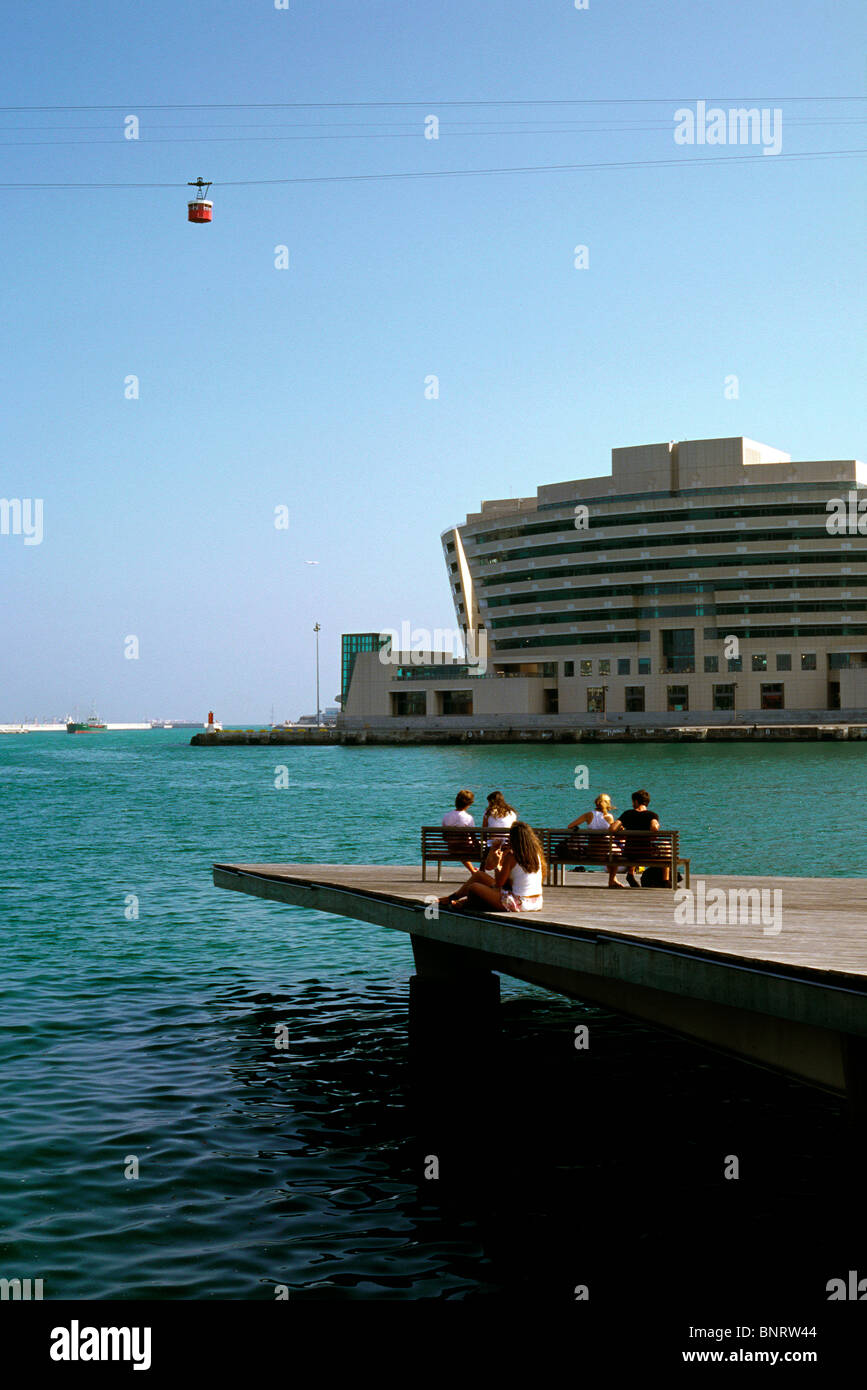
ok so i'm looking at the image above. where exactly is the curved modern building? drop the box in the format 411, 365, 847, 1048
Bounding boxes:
343, 436, 867, 726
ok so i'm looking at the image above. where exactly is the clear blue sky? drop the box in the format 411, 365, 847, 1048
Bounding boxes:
0, 0, 864, 722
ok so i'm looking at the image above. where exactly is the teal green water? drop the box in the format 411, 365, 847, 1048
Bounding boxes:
0, 732, 864, 1301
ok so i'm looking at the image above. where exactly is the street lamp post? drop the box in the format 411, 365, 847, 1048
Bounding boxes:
314, 623, 321, 727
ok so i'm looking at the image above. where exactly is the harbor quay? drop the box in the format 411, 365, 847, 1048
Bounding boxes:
192, 720, 867, 745
213, 862, 867, 1131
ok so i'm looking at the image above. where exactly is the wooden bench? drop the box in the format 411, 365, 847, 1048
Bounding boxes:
421, 825, 691, 890
544, 828, 689, 890
421, 826, 484, 881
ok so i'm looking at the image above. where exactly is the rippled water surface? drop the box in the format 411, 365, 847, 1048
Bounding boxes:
0, 733, 864, 1301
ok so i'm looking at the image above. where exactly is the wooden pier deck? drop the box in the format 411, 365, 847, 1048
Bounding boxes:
213, 862, 867, 1103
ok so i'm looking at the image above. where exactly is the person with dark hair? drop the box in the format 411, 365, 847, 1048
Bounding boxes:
437, 821, 545, 914
609, 789, 663, 887
441, 788, 479, 874
481, 790, 517, 871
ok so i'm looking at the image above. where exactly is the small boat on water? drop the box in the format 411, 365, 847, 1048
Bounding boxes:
66, 714, 107, 734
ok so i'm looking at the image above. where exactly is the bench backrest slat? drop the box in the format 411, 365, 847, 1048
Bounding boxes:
544, 828, 677, 859
421, 826, 679, 860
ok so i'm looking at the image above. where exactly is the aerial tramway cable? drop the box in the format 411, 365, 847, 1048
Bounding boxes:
0, 146, 862, 193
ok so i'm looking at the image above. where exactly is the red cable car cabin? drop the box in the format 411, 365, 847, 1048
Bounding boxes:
187, 178, 213, 223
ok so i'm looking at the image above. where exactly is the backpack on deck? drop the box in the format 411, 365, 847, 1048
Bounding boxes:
640, 865, 669, 888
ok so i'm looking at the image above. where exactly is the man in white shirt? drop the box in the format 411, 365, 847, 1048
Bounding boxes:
441, 789, 479, 874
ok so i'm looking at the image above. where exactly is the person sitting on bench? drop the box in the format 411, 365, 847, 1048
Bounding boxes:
609, 789, 665, 888
480, 790, 518, 871
568, 791, 617, 833
441, 788, 479, 874
566, 792, 625, 887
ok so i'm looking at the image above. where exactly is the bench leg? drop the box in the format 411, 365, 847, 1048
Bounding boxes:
422, 861, 426, 882
437, 862, 442, 882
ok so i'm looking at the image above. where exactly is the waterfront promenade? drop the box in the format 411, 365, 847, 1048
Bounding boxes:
195, 722, 867, 746
214, 862, 867, 1113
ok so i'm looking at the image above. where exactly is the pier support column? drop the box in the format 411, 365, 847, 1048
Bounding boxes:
842, 1034, 867, 1149
408, 936, 502, 1201
408, 935, 501, 1062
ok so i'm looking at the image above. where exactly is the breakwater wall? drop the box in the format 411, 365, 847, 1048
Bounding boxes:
192, 723, 867, 747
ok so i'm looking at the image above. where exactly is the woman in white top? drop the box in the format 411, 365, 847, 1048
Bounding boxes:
438, 822, 545, 914
567, 792, 625, 888
568, 792, 616, 833
481, 791, 518, 870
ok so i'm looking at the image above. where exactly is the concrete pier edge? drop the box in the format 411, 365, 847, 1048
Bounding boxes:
193, 720, 867, 746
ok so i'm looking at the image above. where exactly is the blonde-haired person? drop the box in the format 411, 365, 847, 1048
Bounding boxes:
568, 792, 616, 833
567, 793, 625, 889
438, 821, 546, 914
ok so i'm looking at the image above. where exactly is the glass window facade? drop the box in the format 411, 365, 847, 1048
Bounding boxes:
473, 523, 838, 568
662, 629, 695, 673
472, 500, 846, 547
342, 632, 390, 702
618, 658, 631, 675
704, 655, 719, 672
391, 691, 426, 717
761, 683, 785, 710
439, 690, 473, 716
828, 653, 867, 670
482, 575, 867, 609
801, 653, 817, 670
496, 631, 650, 651
480, 551, 865, 589
587, 688, 605, 713
395, 664, 479, 681
752, 654, 768, 671
625, 686, 645, 712
712, 684, 736, 710
667, 685, 689, 712
776, 653, 792, 671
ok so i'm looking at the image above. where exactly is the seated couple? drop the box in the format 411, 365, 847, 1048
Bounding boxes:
438, 821, 545, 914
566, 788, 669, 888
